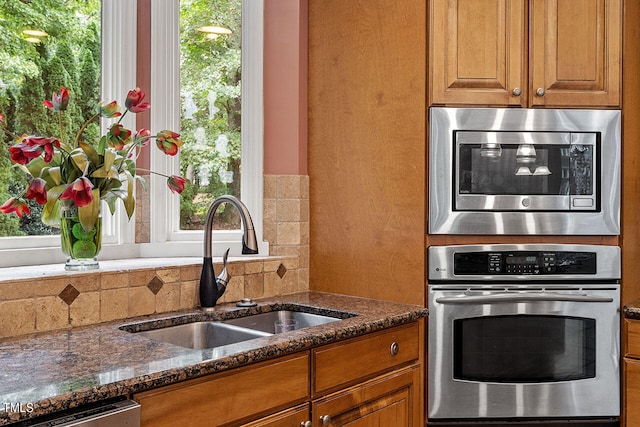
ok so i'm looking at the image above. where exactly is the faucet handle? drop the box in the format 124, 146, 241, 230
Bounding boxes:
216, 248, 231, 288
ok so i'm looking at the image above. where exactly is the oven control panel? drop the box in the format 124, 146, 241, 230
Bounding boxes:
455, 251, 597, 275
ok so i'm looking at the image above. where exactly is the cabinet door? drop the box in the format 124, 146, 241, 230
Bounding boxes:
625, 358, 640, 426
530, 0, 621, 107
312, 366, 421, 427
134, 353, 309, 427
237, 404, 310, 427
430, 0, 527, 106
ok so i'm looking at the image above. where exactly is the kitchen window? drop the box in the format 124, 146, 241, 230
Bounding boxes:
142, 0, 265, 258
0, 0, 265, 267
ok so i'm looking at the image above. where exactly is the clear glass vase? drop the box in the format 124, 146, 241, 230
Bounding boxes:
59, 201, 102, 271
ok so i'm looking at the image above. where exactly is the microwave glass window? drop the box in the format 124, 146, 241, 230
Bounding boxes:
457, 144, 593, 196
453, 315, 596, 383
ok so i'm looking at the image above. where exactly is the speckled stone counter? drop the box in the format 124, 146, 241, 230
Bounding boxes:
624, 298, 640, 320
0, 291, 427, 425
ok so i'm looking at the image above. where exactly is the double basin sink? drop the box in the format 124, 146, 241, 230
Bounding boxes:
120, 309, 350, 350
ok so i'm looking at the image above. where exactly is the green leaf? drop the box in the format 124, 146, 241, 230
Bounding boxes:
46, 167, 62, 186
79, 141, 100, 166
123, 171, 135, 219
25, 157, 47, 178
42, 185, 67, 227
70, 148, 88, 173
103, 192, 119, 215
91, 149, 118, 178
98, 135, 107, 155
136, 174, 148, 191
78, 189, 101, 232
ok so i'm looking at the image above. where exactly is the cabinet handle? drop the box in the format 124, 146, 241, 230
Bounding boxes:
390, 341, 399, 356
536, 87, 545, 97
301, 422, 312, 427
320, 415, 331, 425
512, 87, 521, 96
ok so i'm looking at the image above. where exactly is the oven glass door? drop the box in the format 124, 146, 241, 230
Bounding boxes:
455, 131, 597, 211
454, 314, 596, 383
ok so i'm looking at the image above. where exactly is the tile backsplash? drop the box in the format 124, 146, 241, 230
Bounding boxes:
0, 175, 310, 339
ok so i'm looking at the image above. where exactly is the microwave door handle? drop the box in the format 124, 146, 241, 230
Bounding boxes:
435, 292, 613, 304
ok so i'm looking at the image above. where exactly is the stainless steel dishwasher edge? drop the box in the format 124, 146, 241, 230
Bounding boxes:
28, 400, 140, 427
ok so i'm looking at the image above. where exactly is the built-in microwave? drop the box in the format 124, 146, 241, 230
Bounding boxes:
429, 107, 621, 235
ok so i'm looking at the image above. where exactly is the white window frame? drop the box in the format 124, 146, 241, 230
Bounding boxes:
0, 0, 139, 267
141, 0, 267, 258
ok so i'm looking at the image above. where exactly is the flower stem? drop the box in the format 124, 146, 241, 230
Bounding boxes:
58, 111, 64, 145
74, 113, 100, 148
134, 167, 172, 179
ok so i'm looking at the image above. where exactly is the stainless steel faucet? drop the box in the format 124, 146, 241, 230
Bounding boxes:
200, 195, 258, 309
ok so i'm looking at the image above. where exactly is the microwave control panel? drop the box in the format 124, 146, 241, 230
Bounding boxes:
454, 251, 597, 275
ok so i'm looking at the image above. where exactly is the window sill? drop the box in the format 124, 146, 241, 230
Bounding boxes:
0, 255, 276, 283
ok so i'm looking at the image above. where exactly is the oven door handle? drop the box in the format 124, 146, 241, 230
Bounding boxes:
435, 292, 614, 304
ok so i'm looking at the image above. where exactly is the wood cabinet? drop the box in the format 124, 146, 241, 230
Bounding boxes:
133, 353, 310, 427
308, 0, 426, 306
625, 319, 640, 426
311, 366, 420, 427
133, 321, 424, 427
430, 0, 622, 108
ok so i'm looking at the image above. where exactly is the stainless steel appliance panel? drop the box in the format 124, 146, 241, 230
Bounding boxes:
29, 400, 140, 426
429, 107, 621, 235
428, 284, 620, 419
427, 244, 621, 421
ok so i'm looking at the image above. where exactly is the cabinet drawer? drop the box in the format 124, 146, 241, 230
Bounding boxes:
312, 322, 420, 396
625, 358, 640, 426
626, 319, 640, 358
134, 353, 310, 427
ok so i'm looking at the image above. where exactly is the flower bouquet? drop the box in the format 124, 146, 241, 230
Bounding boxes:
0, 87, 187, 269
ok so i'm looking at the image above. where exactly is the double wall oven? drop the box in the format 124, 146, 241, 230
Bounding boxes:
428, 244, 620, 425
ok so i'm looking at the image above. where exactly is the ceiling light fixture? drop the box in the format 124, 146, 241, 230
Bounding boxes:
22, 29, 49, 37
197, 25, 232, 35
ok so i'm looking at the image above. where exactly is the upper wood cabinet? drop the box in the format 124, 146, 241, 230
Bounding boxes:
429, 0, 622, 108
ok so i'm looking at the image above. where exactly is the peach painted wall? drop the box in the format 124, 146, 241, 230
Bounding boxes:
263, 0, 308, 175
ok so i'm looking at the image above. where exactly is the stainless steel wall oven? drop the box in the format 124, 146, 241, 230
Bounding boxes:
428, 244, 620, 426
429, 108, 621, 235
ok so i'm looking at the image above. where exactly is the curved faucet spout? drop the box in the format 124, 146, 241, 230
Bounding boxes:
200, 195, 258, 309
203, 195, 258, 257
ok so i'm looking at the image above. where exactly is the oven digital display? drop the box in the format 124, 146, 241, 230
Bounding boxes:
506, 255, 538, 264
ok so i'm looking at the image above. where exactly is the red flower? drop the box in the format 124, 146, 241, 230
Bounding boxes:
24, 136, 60, 163
106, 124, 132, 150
8, 142, 36, 165
43, 88, 70, 111
0, 198, 30, 217
155, 130, 184, 156
98, 100, 122, 118
0, 113, 4, 125
25, 178, 47, 205
167, 175, 187, 194
125, 88, 150, 113
133, 128, 151, 146
60, 177, 94, 207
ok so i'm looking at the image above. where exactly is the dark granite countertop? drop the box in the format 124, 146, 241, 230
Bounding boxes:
624, 298, 640, 320
0, 291, 427, 425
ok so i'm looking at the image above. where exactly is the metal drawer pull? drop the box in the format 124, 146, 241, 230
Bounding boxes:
320, 414, 331, 425
512, 87, 521, 96
301, 422, 312, 427
390, 341, 399, 356
436, 292, 613, 304
536, 87, 545, 96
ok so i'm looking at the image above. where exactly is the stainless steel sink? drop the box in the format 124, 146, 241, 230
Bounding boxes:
133, 322, 271, 350
223, 310, 342, 334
